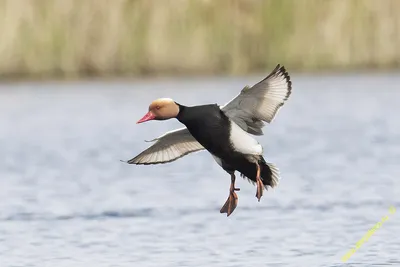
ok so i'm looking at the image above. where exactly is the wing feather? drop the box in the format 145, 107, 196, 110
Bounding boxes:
125, 127, 204, 165
221, 64, 292, 135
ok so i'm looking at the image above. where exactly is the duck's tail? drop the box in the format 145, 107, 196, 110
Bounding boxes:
260, 157, 280, 188
238, 156, 280, 189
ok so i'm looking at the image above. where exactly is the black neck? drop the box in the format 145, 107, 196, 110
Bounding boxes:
175, 102, 186, 122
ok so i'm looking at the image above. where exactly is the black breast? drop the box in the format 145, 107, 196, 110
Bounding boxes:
176, 104, 233, 157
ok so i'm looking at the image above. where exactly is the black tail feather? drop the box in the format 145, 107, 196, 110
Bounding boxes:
237, 156, 280, 188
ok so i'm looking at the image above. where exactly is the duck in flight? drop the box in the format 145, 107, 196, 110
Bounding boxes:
124, 64, 292, 216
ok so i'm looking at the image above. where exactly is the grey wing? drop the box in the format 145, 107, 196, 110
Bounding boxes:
221, 64, 292, 135
124, 127, 204, 165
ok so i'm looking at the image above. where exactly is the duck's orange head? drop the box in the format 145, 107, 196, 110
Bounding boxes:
137, 98, 179, 124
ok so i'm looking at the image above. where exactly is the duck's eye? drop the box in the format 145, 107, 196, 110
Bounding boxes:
156, 106, 161, 110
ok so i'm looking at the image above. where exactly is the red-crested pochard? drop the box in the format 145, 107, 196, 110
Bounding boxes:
124, 64, 292, 216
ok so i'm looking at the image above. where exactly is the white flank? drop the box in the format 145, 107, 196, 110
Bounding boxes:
229, 120, 262, 155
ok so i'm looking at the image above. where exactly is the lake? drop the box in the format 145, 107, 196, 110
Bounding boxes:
0, 73, 399, 267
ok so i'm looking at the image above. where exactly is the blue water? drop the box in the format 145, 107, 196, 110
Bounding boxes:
1, 73, 399, 266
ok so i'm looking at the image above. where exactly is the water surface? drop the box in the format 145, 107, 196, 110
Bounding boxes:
1, 73, 399, 266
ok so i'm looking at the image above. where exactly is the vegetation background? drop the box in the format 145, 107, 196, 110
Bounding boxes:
1, 0, 399, 80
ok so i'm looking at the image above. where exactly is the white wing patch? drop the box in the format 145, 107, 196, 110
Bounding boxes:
125, 127, 204, 165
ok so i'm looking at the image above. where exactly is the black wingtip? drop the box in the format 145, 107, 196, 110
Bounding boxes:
121, 158, 140, 164
277, 65, 292, 100
268, 64, 292, 99
275, 64, 289, 78
264, 63, 283, 80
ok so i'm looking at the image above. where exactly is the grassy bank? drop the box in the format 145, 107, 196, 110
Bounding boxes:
0, 0, 400, 79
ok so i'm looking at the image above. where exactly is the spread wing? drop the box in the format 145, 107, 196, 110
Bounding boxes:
124, 127, 204, 165
221, 64, 292, 135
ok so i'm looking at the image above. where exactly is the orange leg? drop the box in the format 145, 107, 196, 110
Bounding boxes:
220, 173, 240, 216
255, 162, 263, 201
